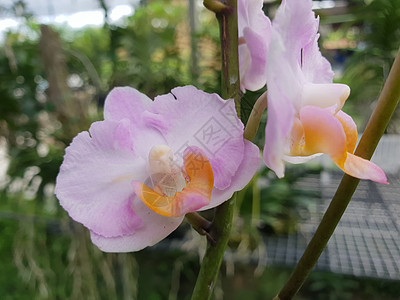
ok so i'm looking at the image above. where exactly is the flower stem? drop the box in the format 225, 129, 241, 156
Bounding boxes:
191, 1, 240, 299
218, 0, 240, 114
244, 90, 268, 141
190, 194, 237, 300
186, 213, 215, 245
275, 47, 400, 300
203, 0, 230, 13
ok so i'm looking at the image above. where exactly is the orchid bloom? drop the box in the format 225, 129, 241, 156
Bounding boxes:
238, 0, 271, 92
55, 85, 260, 252
263, 0, 387, 184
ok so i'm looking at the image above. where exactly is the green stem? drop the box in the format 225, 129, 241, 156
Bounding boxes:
203, 0, 230, 14
275, 48, 400, 300
191, 1, 240, 299
191, 194, 237, 300
244, 90, 268, 141
186, 213, 215, 244
251, 172, 261, 227
218, 1, 241, 113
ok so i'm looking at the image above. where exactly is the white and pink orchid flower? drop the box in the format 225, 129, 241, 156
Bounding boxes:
238, 0, 271, 92
55, 86, 260, 252
263, 0, 387, 184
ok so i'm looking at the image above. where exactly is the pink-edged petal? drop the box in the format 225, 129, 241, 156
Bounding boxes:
302, 33, 334, 83
299, 105, 347, 161
104, 86, 152, 123
273, 0, 317, 61
238, 0, 271, 91
237, 0, 249, 27
335, 110, 358, 153
299, 106, 387, 183
238, 0, 271, 37
340, 153, 388, 184
240, 27, 269, 91
200, 140, 260, 210
103, 87, 167, 159
263, 87, 295, 178
148, 86, 245, 190
55, 119, 147, 238
90, 199, 184, 252
301, 83, 350, 112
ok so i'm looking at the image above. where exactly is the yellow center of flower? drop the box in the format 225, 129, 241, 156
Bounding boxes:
132, 145, 214, 217
148, 145, 187, 197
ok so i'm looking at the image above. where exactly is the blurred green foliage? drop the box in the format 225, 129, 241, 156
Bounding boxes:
340, 0, 400, 130
236, 166, 320, 237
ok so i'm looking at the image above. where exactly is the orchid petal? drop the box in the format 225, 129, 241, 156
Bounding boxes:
300, 106, 387, 183
299, 105, 347, 162
104, 86, 152, 123
132, 147, 213, 217
340, 153, 388, 184
263, 89, 295, 178
283, 153, 323, 164
240, 27, 269, 91
335, 110, 358, 153
201, 140, 260, 210
104, 87, 167, 159
149, 86, 245, 190
273, 0, 317, 63
90, 199, 184, 252
55, 119, 146, 238
302, 33, 334, 83
238, 0, 271, 91
302, 83, 350, 112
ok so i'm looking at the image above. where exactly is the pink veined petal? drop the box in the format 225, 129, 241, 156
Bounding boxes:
149, 85, 245, 190
201, 140, 260, 210
238, 0, 271, 92
104, 86, 152, 123
55, 119, 147, 238
264, 5, 305, 178
247, 0, 271, 33
263, 82, 295, 178
104, 86, 167, 159
340, 153, 388, 184
273, 0, 317, 62
90, 199, 184, 252
238, 0, 249, 30
240, 27, 270, 91
238, 0, 270, 37
302, 33, 334, 83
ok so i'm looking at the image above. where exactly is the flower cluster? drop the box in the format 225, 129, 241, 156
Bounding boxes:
240, 0, 387, 184
56, 0, 387, 252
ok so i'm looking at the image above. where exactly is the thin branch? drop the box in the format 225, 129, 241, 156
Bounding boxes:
186, 213, 215, 245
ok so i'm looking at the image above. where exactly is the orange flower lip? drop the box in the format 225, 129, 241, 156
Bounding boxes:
132, 146, 214, 217
287, 106, 387, 185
